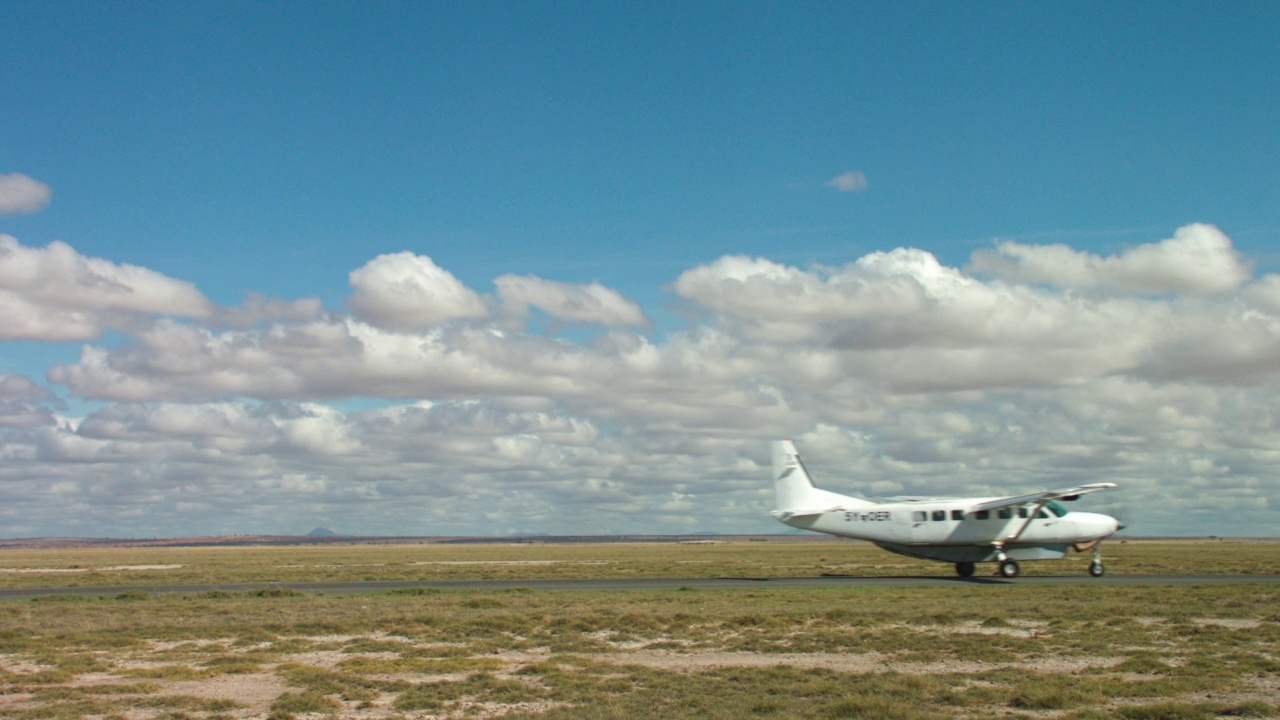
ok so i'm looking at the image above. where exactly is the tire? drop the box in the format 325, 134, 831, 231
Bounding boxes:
955, 562, 976, 578
1089, 561, 1104, 577
999, 560, 1020, 578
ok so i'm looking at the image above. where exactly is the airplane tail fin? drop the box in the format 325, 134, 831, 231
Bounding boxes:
771, 440, 872, 517
773, 440, 817, 512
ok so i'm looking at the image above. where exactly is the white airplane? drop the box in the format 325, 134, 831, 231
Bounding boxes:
770, 440, 1123, 578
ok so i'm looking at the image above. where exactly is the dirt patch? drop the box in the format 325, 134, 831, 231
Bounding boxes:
410, 560, 610, 565
0, 565, 183, 573
1195, 618, 1262, 629
160, 672, 289, 710
589, 650, 1120, 675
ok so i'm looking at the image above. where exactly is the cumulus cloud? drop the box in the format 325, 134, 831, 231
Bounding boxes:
969, 223, 1252, 296
827, 170, 868, 193
0, 235, 215, 341
0, 373, 58, 403
7, 224, 1280, 537
0, 173, 52, 214
44, 224, 1280, 403
671, 248, 1138, 369
348, 251, 488, 330
495, 274, 649, 328
1242, 275, 1280, 316
213, 293, 325, 327
3, 398, 653, 536
672, 251, 946, 340
0, 373, 62, 429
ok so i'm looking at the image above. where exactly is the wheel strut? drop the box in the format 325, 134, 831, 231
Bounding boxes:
1089, 543, 1105, 577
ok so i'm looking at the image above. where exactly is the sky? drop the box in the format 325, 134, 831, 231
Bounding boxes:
2, 2, 1279, 538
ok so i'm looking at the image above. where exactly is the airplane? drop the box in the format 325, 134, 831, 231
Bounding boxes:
769, 440, 1123, 578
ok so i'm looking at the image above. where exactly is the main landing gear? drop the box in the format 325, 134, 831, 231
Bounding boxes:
955, 546, 1023, 578
953, 558, 1020, 578
992, 545, 1020, 578
954, 543, 1110, 579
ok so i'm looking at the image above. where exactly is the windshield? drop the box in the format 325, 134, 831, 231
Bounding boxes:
1045, 500, 1068, 518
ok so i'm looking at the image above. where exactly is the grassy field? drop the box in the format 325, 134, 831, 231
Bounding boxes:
0, 540, 1277, 719
1, 537, 1278, 589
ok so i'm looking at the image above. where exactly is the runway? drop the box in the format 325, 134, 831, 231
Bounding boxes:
0, 573, 1276, 601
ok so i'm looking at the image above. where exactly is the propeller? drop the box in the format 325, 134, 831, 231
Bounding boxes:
1095, 487, 1131, 534
1062, 483, 1130, 532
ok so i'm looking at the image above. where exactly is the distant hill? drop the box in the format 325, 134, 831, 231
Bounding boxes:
307, 527, 338, 537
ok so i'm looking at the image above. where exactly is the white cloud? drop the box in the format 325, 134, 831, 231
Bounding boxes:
0, 374, 57, 403
43, 223, 1280, 405
0, 235, 215, 341
969, 223, 1252, 296
7, 224, 1280, 537
1242, 275, 1280, 316
495, 274, 649, 328
214, 293, 324, 327
348, 251, 488, 330
0, 173, 51, 215
0, 373, 60, 429
827, 170, 868, 193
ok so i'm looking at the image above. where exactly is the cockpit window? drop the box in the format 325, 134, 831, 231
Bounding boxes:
1045, 501, 1068, 518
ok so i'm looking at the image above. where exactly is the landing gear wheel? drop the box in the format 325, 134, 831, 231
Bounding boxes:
1089, 560, 1104, 577
955, 562, 976, 578
998, 559, 1020, 578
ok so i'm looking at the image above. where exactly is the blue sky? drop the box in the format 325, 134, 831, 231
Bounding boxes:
1, 2, 1279, 539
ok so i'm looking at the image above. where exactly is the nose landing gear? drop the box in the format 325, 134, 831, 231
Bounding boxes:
1088, 543, 1105, 576
1074, 539, 1108, 577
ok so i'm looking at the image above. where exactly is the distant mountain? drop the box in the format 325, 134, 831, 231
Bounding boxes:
307, 527, 338, 537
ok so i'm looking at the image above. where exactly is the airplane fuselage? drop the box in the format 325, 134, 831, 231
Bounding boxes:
779, 498, 1118, 564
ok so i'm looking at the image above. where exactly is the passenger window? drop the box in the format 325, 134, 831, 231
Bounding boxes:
951, 510, 964, 521
1036, 509, 1049, 519
997, 508, 1012, 520
1017, 508, 1029, 518
931, 510, 945, 521
975, 510, 990, 520
912, 511, 927, 522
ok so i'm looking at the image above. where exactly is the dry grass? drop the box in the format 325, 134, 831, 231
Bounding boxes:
0, 537, 1277, 590
0, 540, 1277, 719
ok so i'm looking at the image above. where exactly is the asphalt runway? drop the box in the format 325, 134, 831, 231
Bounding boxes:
0, 573, 1277, 601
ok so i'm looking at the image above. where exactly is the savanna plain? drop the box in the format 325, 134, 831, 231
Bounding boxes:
0, 540, 1277, 720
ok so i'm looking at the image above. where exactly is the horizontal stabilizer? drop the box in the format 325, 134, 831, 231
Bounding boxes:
770, 507, 846, 522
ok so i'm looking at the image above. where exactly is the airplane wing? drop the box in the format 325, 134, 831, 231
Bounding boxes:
967, 483, 1116, 514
